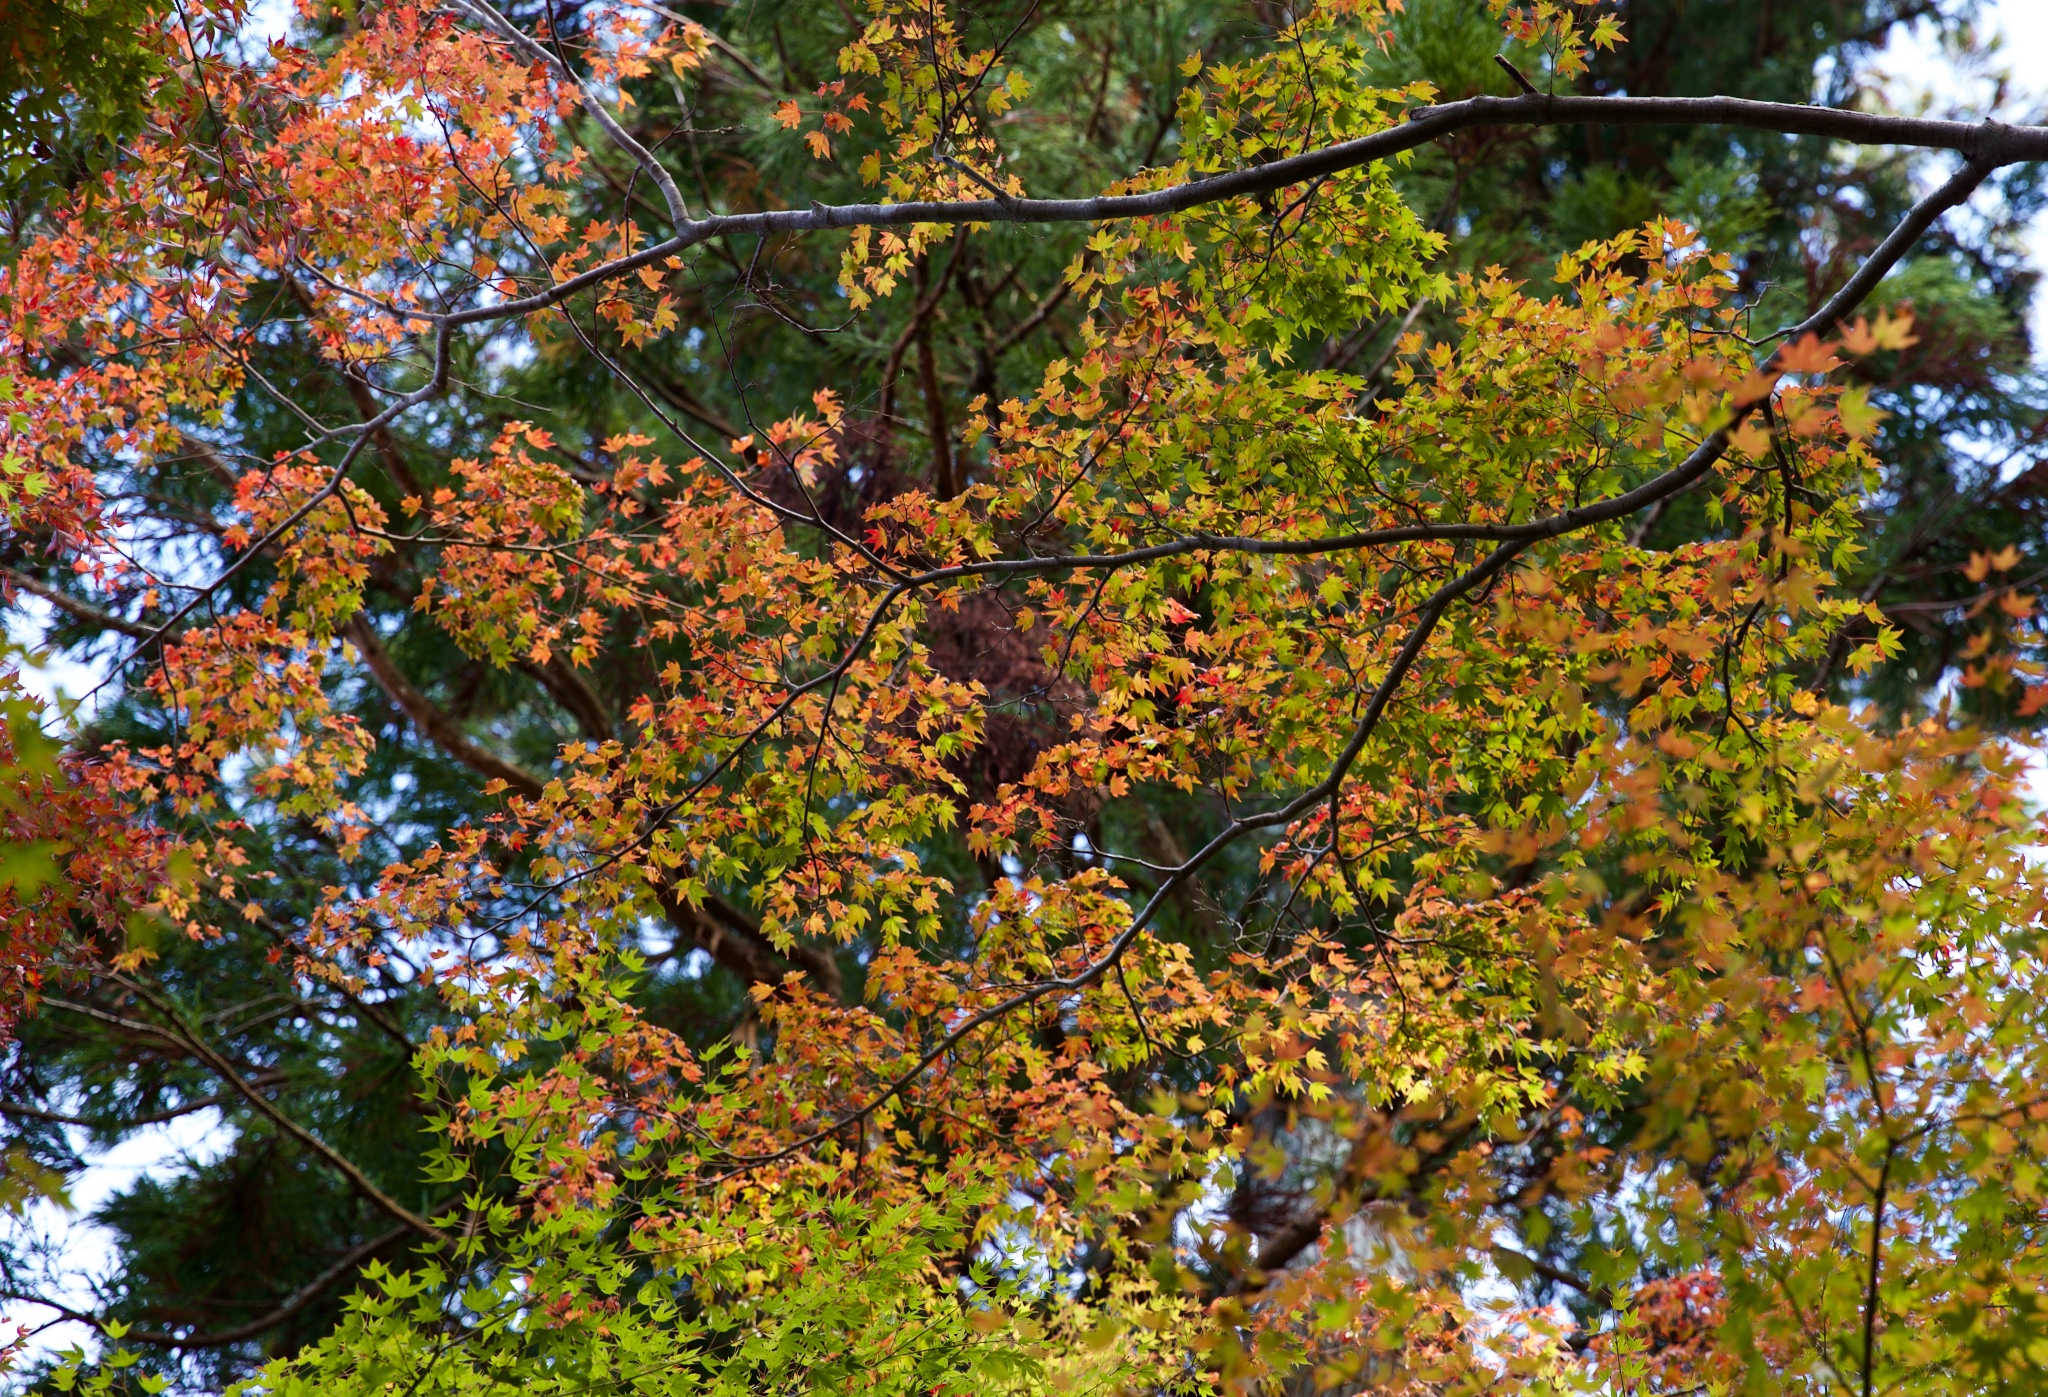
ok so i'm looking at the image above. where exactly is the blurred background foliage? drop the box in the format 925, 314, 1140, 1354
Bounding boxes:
0, 0, 165, 202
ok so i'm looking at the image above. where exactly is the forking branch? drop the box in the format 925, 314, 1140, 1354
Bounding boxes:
704, 154, 1996, 1181
91, 74, 2036, 697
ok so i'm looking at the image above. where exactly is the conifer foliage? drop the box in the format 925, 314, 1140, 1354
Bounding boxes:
3, 0, 2048, 1393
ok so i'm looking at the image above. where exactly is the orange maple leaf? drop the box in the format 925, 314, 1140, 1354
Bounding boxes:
1775, 333, 1841, 376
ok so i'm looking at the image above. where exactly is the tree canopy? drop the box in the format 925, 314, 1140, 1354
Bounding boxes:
2, 0, 2047, 1394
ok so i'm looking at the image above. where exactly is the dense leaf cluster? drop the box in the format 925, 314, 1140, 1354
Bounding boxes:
0, 0, 2042, 1393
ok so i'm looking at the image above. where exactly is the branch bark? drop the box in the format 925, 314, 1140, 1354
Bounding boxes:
520, 654, 616, 743
111, 975, 448, 1248
343, 615, 547, 800
3, 570, 171, 644
652, 882, 844, 1001
0, 1079, 286, 1130
8, 1223, 409, 1350
433, 94, 2042, 334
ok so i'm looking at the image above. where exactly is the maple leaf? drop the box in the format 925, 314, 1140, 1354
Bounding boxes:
1837, 316, 1878, 355
1836, 386, 1886, 441
1871, 307, 1919, 350
1775, 333, 1841, 375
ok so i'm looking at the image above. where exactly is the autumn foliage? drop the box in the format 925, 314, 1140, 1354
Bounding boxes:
4, 0, 2048, 1393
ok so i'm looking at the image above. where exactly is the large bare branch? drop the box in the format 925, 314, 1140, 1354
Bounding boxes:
433, 93, 2042, 333
0, 1077, 286, 1131
3, 570, 169, 644
343, 616, 547, 800
519, 655, 616, 743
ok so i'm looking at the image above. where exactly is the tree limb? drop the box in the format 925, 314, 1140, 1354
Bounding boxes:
0, 1079, 285, 1131
7, 1223, 409, 1350
2, 570, 170, 644
518, 654, 616, 743
652, 882, 844, 1001
110, 974, 448, 1247
343, 615, 547, 800
432, 94, 2042, 334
